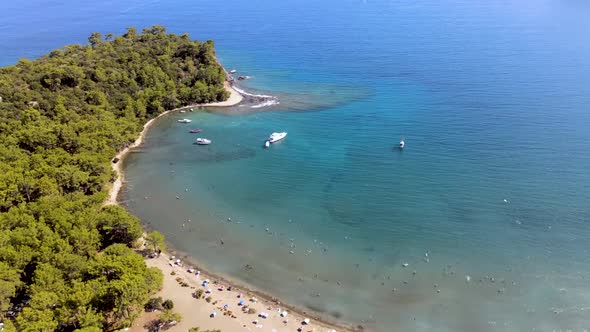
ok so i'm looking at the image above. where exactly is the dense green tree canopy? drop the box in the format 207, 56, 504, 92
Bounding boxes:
146, 230, 166, 254
0, 26, 227, 331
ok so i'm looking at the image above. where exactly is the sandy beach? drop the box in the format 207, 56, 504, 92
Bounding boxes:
127, 252, 345, 332
105, 83, 351, 332
198, 82, 244, 107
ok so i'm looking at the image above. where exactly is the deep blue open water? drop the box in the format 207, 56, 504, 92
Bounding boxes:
3, 0, 590, 331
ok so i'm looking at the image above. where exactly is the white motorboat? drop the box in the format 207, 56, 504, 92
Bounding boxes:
264, 140, 270, 148
178, 119, 192, 123
268, 132, 287, 143
194, 138, 211, 145
399, 139, 405, 149
180, 110, 186, 113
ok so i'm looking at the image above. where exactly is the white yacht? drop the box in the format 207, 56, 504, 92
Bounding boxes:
399, 139, 405, 149
268, 132, 287, 143
194, 138, 211, 145
178, 119, 192, 123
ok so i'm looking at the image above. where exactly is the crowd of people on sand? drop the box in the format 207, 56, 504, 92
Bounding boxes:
163, 255, 339, 332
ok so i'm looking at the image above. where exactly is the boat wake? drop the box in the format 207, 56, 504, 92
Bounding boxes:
233, 86, 280, 109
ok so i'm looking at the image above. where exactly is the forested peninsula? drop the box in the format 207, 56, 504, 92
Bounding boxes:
0, 26, 229, 331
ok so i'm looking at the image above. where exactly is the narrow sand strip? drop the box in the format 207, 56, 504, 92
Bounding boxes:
104, 110, 169, 206
196, 82, 244, 107
104, 83, 242, 206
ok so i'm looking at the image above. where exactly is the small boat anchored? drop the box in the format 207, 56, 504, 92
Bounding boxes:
269, 132, 287, 143
399, 138, 405, 149
194, 138, 212, 145
265, 132, 287, 147
178, 119, 192, 123
189, 128, 202, 133
229, 69, 237, 74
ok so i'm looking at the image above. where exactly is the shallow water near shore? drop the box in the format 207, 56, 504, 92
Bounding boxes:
122, 100, 590, 331
4, 0, 590, 330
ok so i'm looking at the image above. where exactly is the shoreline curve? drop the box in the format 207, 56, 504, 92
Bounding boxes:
104, 82, 360, 332
104, 82, 242, 207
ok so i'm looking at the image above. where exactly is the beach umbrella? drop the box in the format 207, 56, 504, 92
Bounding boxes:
280, 311, 288, 317
303, 318, 310, 325
238, 300, 245, 306
210, 311, 217, 318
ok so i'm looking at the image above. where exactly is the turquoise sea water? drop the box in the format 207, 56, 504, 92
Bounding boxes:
3, 0, 590, 331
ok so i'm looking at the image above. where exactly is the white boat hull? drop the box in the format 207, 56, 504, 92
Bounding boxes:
268, 132, 287, 143
195, 138, 211, 145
